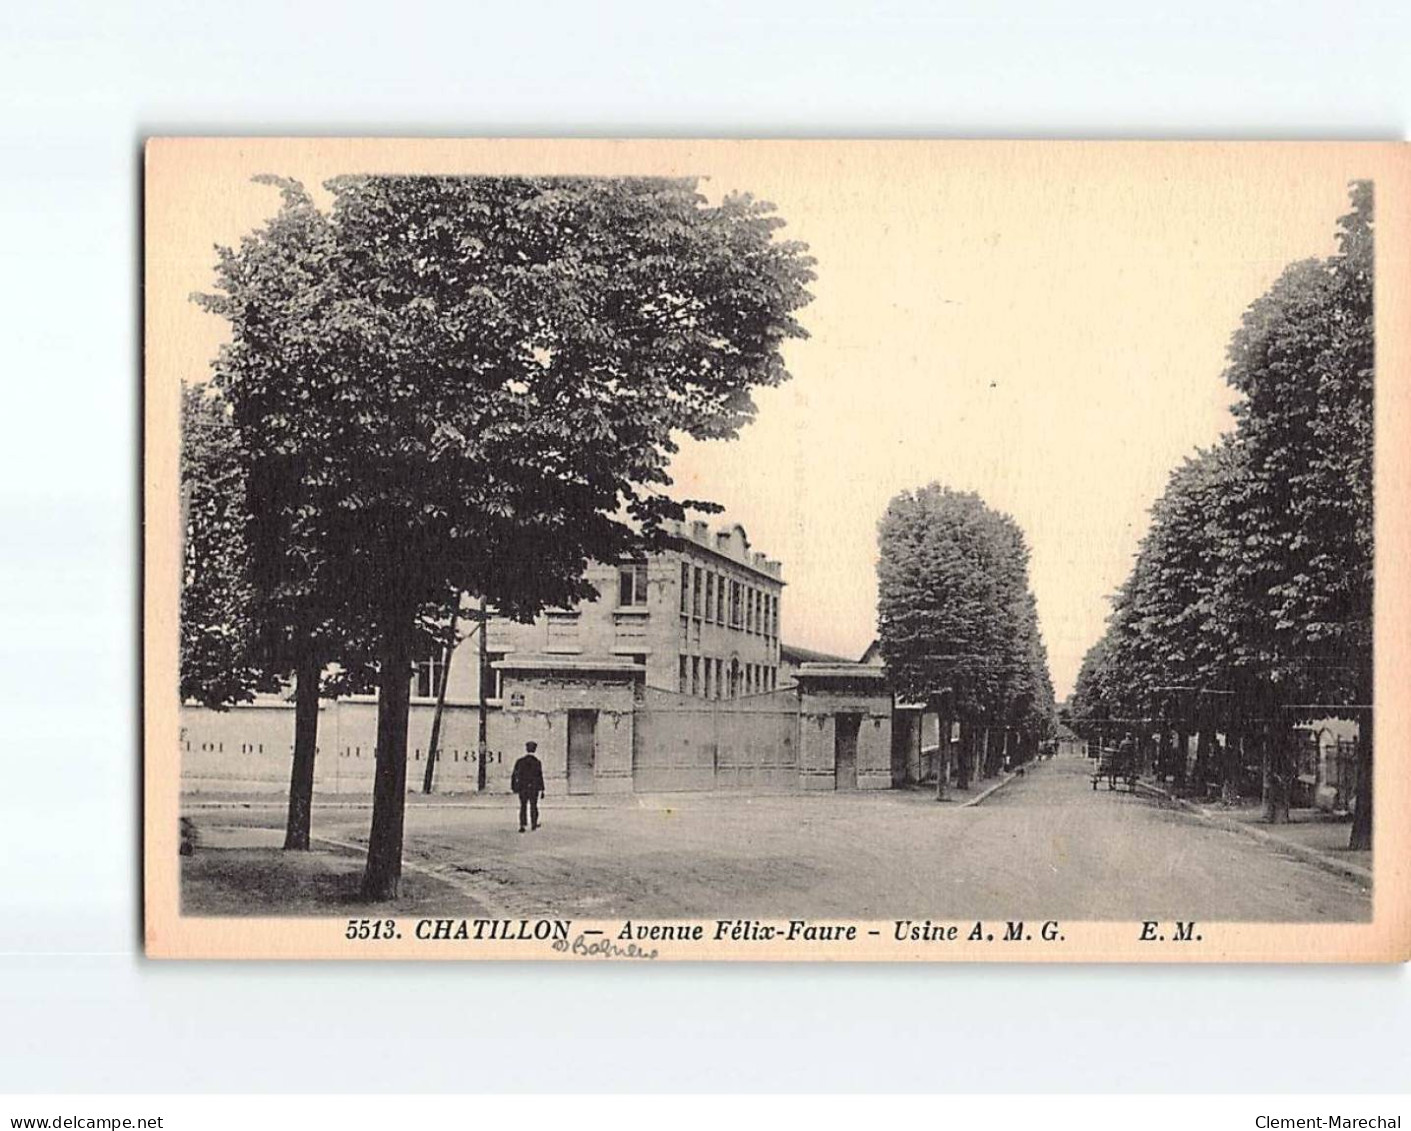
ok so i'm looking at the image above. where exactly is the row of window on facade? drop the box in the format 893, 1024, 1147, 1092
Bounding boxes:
413, 653, 509, 702
416, 651, 775, 704
615, 562, 778, 638
678, 655, 779, 699
691, 563, 777, 637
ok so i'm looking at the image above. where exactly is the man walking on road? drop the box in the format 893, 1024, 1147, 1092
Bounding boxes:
511, 741, 545, 833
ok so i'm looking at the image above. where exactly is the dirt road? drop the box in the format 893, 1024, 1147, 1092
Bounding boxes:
185, 751, 1370, 921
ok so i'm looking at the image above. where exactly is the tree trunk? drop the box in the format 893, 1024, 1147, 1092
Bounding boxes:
1220, 728, 1241, 804
1194, 728, 1213, 797
283, 650, 321, 851
1261, 724, 1291, 824
1174, 728, 1189, 791
955, 719, 971, 790
1349, 709, 1373, 851
935, 711, 949, 801
361, 615, 414, 901
1157, 727, 1171, 784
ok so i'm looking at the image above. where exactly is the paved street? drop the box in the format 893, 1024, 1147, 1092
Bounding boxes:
185, 750, 1371, 921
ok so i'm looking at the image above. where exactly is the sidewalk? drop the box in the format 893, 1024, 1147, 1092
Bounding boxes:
183, 789, 640, 810
181, 783, 948, 811
186, 766, 1036, 812
1139, 782, 1371, 885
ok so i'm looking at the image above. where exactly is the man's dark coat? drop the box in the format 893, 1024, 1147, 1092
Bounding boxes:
511, 754, 545, 798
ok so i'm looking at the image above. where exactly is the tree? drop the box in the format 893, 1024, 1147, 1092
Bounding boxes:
876, 485, 1056, 794
1220, 182, 1374, 837
195, 177, 379, 852
1071, 182, 1374, 836
1096, 440, 1249, 790
179, 382, 266, 708
1068, 631, 1111, 746
203, 174, 815, 898
982, 515, 1057, 767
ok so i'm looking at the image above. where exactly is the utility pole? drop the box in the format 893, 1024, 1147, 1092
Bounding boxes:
477, 595, 489, 792
422, 602, 463, 794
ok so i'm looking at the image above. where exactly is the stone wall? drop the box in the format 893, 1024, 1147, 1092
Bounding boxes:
795, 666, 894, 791
180, 663, 893, 797
494, 667, 637, 795
180, 698, 517, 796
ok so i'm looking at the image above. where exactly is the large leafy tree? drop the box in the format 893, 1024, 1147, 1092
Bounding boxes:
1219, 181, 1374, 840
1068, 630, 1114, 744
196, 177, 381, 851
179, 382, 267, 708
203, 174, 815, 898
1099, 442, 1245, 780
876, 485, 1055, 795
1072, 183, 1374, 840
981, 513, 1057, 769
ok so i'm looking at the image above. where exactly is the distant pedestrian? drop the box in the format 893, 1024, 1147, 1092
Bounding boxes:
510, 741, 545, 833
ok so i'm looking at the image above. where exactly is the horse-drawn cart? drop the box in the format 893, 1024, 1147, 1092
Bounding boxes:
1091, 745, 1139, 792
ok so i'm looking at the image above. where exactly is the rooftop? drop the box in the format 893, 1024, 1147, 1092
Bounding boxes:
667, 520, 784, 582
780, 641, 852, 665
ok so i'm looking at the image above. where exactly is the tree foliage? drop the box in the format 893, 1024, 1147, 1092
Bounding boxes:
876, 485, 1055, 741
179, 382, 267, 707
1221, 181, 1374, 709
194, 177, 382, 686
1069, 183, 1374, 834
196, 173, 816, 895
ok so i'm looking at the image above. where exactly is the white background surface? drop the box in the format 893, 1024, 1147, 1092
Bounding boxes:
1, 0, 1409, 1094
2, 1096, 1409, 1129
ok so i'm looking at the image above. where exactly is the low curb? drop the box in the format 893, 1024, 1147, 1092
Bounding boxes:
1137, 782, 1372, 887
311, 833, 515, 918
960, 768, 1022, 808
182, 796, 623, 812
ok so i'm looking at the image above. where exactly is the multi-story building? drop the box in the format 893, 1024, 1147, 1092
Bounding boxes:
482, 520, 784, 702
180, 520, 791, 796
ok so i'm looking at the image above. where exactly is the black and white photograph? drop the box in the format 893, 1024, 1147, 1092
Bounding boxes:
144, 139, 1408, 960
11, 0, 1411, 1117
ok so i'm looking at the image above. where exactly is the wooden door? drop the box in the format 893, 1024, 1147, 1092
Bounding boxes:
834, 712, 860, 790
567, 710, 597, 795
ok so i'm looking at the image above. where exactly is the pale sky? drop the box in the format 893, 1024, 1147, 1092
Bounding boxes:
148, 140, 1369, 698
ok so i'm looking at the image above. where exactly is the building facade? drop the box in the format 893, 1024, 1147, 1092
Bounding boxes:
482, 520, 784, 703
180, 521, 817, 796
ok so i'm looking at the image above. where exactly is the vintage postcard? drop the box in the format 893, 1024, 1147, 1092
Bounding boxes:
144, 139, 1411, 961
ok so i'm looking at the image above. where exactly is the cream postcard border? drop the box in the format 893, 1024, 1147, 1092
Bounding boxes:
143, 139, 1411, 961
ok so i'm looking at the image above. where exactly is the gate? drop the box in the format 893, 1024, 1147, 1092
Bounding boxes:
567, 710, 597, 795
834, 712, 860, 790
632, 686, 801, 792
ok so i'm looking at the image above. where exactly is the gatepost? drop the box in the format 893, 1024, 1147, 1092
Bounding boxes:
794, 662, 894, 790
492, 656, 644, 795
